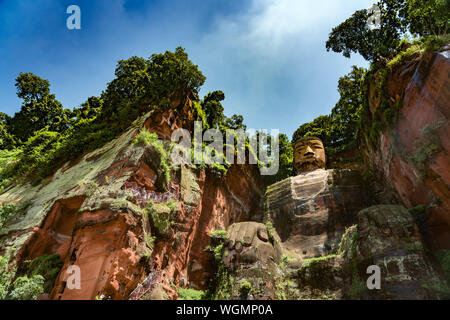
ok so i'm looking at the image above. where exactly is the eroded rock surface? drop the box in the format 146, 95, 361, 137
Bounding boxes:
214, 222, 284, 300
362, 50, 450, 250
283, 205, 446, 300
0, 107, 264, 300
343, 205, 446, 299
265, 169, 370, 259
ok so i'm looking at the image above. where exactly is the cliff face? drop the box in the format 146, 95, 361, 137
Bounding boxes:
281, 205, 446, 300
361, 49, 450, 250
254, 47, 449, 300
0, 101, 264, 300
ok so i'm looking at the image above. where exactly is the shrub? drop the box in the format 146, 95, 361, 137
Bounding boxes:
265, 221, 275, 242
8, 275, 44, 300
0, 251, 64, 300
166, 199, 178, 211
210, 230, 227, 239
23, 254, 63, 293
408, 204, 427, 215
145, 202, 173, 238
0, 254, 15, 299
0, 203, 29, 231
239, 280, 252, 296
145, 234, 156, 249
132, 130, 158, 145
0, 149, 22, 191
434, 250, 450, 281
176, 287, 208, 300
146, 139, 171, 192
409, 119, 445, 180
214, 243, 224, 262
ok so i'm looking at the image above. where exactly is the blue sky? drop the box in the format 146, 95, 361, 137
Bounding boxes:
0, 0, 375, 138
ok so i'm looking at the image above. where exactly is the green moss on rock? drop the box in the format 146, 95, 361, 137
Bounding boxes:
145, 201, 173, 238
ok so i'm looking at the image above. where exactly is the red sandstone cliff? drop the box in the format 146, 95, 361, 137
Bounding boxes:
0, 99, 264, 300
361, 48, 450, 250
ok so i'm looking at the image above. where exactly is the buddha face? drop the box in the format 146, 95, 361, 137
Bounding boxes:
293, 138, 326, 174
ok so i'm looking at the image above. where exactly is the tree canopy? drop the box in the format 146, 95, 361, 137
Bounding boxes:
201, 90, 225, 129
330, 66, 366, 148
10, 73, 68, 142
326, 0, 407, 62
223, 114, 246, 131
101, 47, 206, 128
406, 0, 450, 36
0, 47, 251, 189
326, 0, 449, 62
0, 113, 15, 150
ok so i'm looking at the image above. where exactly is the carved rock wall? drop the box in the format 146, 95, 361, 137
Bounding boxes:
265, 169, 370, 259
362, 50, 450, 250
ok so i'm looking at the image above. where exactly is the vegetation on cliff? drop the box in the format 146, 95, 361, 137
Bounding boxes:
0, 47, 255, 194
0, 250, 63, 300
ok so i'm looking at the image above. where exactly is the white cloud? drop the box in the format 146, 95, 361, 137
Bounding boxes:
208, 0, 374, 56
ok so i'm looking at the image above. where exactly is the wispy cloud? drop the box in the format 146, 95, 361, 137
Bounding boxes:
204, 0, 371, 56
193, 0, 374, 137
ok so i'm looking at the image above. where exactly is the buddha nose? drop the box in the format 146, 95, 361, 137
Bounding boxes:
304, 146, 314, 156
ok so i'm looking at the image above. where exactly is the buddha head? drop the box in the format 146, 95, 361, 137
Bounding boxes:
293, 137, 326, 174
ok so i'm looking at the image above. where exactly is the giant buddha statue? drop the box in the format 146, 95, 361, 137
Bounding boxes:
293, 137, 326, 174
265, 135, 368, 259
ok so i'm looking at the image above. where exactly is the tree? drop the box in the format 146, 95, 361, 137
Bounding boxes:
15, 72, 50, 103
0, 113, 15, 149
101, 47, 206, 128
201, 90, 225, 128
326, 0, 407, 62
330, 66, 366, 148
223, 114, 246, 130
292, 66, 366, 153
71, 96, 103, 124
262, 133, 293, 185
147, 47, 206, 101
101, 56, 150, 123
9, 275, 44, 300
405, 0, 450, 36
292, 115, 334, 147
10, 73, 66, 142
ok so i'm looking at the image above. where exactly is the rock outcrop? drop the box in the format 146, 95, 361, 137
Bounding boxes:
282, 205, 447, 300
0, 105, 264, 300
351, 205, 445, 299
361, 49, 450, 250
215, 222, 284, 300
